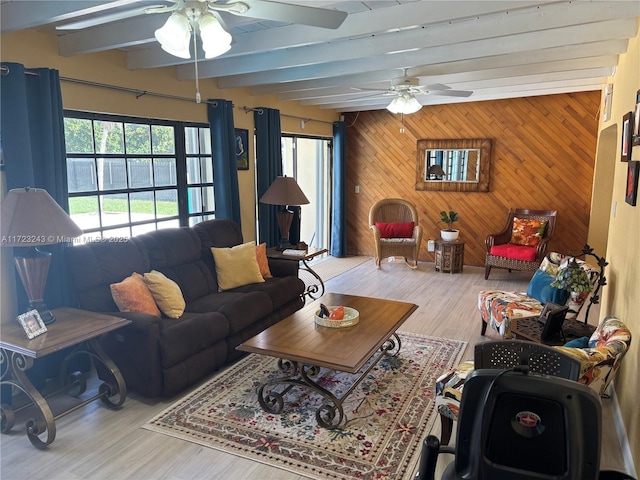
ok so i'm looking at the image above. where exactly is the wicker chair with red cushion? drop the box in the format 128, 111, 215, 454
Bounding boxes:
484, 208, 557, 279
369, 198, 423, 269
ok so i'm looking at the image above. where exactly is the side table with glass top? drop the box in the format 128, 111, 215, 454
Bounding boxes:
0, 307, 130, 449
267, 247, 328, 301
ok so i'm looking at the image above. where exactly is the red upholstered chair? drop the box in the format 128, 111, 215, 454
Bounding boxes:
484, 208, 557, 279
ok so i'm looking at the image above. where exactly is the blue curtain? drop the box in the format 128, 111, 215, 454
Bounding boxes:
331, 121, 347, 257
0, 62, 71, 310
254, 108, 283, 247
208, 99, 241, 226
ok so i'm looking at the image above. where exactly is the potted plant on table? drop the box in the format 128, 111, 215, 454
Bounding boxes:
550, 257, 592, 307
439, 210, 459, 241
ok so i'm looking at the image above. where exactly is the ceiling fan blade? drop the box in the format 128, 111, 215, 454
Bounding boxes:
223, 0, 348, 29
429, 89, 473, 98
423, 83, 451, 91
351, 87, 387, 93
56, 5, 161, 30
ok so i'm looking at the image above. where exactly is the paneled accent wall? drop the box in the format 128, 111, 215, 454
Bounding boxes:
344, 91, 600, 267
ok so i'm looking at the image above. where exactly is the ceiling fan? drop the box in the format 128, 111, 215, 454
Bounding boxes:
56, 0, 349, 31
353, 76, 473, 114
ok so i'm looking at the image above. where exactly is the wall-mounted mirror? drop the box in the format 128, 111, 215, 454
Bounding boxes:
416, 139, 492, 192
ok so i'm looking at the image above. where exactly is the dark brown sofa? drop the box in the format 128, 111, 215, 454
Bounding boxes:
65, 219, 305, 398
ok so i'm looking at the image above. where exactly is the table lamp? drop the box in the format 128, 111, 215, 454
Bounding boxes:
259, 176, 309, 250
427, 164, 446, 179
1, 187, 83, 324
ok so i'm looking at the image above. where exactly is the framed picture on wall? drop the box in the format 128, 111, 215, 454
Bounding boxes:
235, 128, 249, 170
621, 111, 633, 162
625, 161, 639, 206
633, 89, 640, 147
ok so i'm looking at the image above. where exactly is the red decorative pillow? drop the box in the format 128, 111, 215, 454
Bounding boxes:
375, 221, 415, 238
510, 217, 548, 247
490, 244, 537, 261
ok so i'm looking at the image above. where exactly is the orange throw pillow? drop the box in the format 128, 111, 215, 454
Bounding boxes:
255, 242, 272, 279
510, 217, 547, 247
110, 272, 161, 317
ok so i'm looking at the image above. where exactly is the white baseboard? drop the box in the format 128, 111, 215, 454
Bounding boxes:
609, 383, 638, 478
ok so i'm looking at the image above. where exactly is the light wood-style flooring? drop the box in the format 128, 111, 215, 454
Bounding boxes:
0, 258, 626, 479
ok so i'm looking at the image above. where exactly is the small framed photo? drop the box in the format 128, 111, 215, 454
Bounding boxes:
625, 161, 639, 207
633, 90, 640, 147
235, 128, 249, 170
621, 111, 633, 162
17, 309, 47, 340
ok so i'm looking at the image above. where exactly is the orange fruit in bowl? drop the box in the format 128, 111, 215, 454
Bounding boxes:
329, 306, 345, 320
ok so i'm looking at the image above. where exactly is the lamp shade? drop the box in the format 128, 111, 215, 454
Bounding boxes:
1, 187, 83, 246
199, 13, 232, 59
259, 176, 310, 206
155, 11, 192, 59
387, 93, 422, 114
427, 165, 446, 177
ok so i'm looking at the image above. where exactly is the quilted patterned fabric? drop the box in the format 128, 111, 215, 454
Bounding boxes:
510, 217, 547, 247
556, 317, 632, 395
436, 317, 631, 428
435, 360, 474, 421
480, 252, 600, 338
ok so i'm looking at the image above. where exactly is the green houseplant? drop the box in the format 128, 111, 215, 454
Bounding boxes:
550, 259, 592, 293
439, 210, 459, 241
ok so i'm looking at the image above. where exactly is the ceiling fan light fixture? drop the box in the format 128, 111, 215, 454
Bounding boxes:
155, 11, 192, 59
198, 13, 232, 59
387, 93, 422, 114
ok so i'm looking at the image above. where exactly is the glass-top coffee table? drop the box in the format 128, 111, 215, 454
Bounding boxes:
237, 292, 418, 429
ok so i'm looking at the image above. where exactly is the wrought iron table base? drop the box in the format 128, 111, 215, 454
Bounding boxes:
299, 257, 325, 300
257, 333, 401, 429
0, 338, 126, 449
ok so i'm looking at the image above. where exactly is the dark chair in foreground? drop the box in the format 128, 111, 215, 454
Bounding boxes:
420, 369, 603, 480
484, 208, 557, 279
435, 340, 580, 446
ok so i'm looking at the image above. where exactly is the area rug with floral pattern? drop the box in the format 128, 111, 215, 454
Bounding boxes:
143, 332, 466, 480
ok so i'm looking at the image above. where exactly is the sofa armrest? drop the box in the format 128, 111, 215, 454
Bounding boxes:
97, 312, 164, 398
268, 258, 299, 277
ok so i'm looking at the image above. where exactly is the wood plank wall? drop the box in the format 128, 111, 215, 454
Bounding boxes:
344, 91, 601, 267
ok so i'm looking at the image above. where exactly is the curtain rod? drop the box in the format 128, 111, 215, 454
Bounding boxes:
1, 67, 335, 126
241, 106, 334, 126
1, 65, 40, 76
60, 76, 221, 106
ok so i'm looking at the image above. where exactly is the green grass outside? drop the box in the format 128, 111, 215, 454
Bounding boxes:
69, 197, 177, 215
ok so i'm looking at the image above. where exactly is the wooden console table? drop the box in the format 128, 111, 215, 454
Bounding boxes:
0, 307, 130, 449
267, 247, 328, 300
434, 239, 464, 274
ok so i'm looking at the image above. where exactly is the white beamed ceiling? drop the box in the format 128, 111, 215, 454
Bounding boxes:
2, 0, 639, 112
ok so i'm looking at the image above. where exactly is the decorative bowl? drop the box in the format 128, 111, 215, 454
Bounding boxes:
314, 306, 359, 328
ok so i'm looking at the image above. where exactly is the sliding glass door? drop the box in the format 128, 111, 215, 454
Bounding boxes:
281, 135, 331, 251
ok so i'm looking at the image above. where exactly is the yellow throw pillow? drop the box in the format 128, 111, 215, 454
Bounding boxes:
255, 242, 273, 279
110, 272, 161, 317
211, 241, 266, 291
143, 270, 186, 319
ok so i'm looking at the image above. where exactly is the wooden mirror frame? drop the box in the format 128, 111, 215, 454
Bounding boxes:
415, 138, 492, 192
